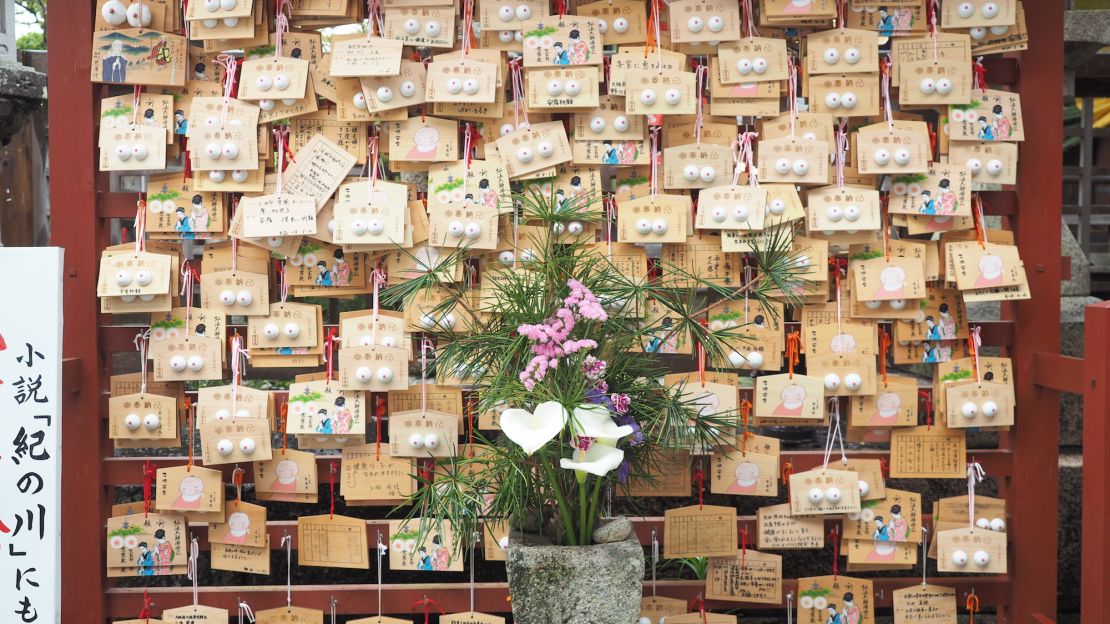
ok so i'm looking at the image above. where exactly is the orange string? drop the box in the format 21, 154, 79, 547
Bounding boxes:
232, 467, 244, 506
739, 399, 753, 452
279, 401, 288, 454
966, 593, 980, 624
781, 460, 793, 499
967, 333, 980, 381
972, 195, 986, 249
644, 0, 657, 56
879, 329, 892, 386
785, 331, 801, 379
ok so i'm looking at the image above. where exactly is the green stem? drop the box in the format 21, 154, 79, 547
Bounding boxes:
541, 461, 578, 546
578, 479, 588, 545
584, 474, 605, 544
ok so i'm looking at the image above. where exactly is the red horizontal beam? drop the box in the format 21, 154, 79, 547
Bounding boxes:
159, 513, 975, 553
98, 321, 1018, 355
1032, 352, 1085, 395
101, 448, 1013, 487
105, 577, 1011, 617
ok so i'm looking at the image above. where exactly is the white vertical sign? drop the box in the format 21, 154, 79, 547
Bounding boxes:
0, 248, 63, 624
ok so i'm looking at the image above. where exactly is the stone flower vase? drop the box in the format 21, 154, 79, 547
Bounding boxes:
506, 520, 644, 624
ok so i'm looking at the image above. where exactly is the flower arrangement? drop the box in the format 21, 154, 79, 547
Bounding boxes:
384, 188, 808, 549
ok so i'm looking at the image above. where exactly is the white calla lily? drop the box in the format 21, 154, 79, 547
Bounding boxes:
559, 443, 625, 476
570, 404, 634, 440
499, 401, 569, 455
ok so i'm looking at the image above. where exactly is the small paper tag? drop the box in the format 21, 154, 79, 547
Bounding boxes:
893, 584, 958, 624
425, 59, 498, 103
383, 6, 456, 48
807, 29, 880, 74
705, 549, 783, 604
527, 66, 601, 109
616, 194, 690, 243
899, 60, 972, 106
940, 0, 1016, 28
237, 57, 310, 100
757, 503, 825, 549
520, 17, 603, 67
578, 0, 646, 45
337, 345, 409, 391
209, 501, 267, 548
149, 335, 223, 381
97, 251, 172, 298
296, 514, 369, 569
239, 193, 317, 238
849, 377, 918, 428
718, 37, 789, 83
287, 379, 367, 435
856, 122, 931, 174
255, 606, 324, 623
163, 604, 230, 623
936, 527, 1007, 573
843, 488, 922, 542
808, 73, 880, 118
853, 256, 927, 301
156, 465, 224, 513
388, 409, 461, 458
754, 373, 825, 420
663, 504, 738, 559
200, 270, 269, 316
757, 137, 830, 184
789, 468, 862, 515
254, 449, 319, 496
495, 121, 573, 178
948, 89, 1024, 142
199, 417, 274, 465
330, 37, 405, 77
696, 185, 767, 231
105, 512, 188, 573
948, 241, 1024, 290
668, 0, 741, 42
795, 575, 875, 624
624, 70, 697, 115
341, 444, 417, 501
807, 186, 882, 232
807, 352, 878, 397
710, 435, 780, 496
889, 424, 966, 479
387, 518, 465, 571
109, 392, 177, 441
945, 380, 1015, 428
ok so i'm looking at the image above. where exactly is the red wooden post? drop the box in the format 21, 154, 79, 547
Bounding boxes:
48, 2, 108, 623
1082, 302, 1110, 624
1005, 0, 1065, 622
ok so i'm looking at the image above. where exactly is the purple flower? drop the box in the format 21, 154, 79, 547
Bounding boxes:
618, 459, 630, 484
574, 436, 594, 451
610, 393, 631, 415
582, 355, 607, 380
615, 412, 643, 445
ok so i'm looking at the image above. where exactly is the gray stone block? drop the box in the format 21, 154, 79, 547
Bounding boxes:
507, 531, 644, 624
1059, 454, 1083, 614
1061, 222, 1091, 297
592, 517, 633, 543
